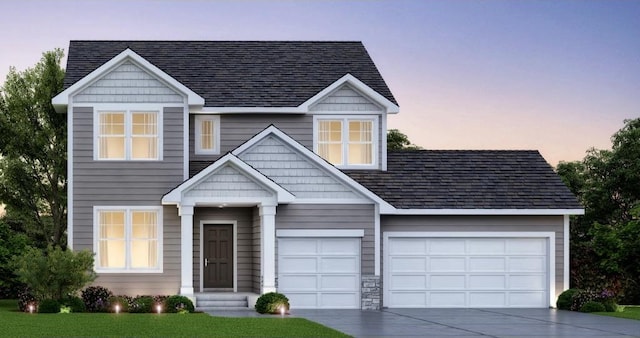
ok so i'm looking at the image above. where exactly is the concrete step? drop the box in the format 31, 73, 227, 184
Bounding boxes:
195, 293, 249, 301
197, 306, 253, 312
195, 293, 254, 310
197, 300, 247, 307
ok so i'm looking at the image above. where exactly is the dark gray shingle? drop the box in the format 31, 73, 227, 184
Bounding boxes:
63, 40, 397, 107
344, 150, 582, 209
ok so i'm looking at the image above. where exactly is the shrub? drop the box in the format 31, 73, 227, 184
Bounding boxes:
108, 295, 131, 313
580, 301, 606, 313
255, 292, 289, 314
82, 286, 113, 312
38, 299, 60, 313
130, 295, 154, 313
602, 299, 619, 312
14, 246, 96, 300
17, 287, 37, 312
165, 295, 195, 314
61, 296, 86, 313
571, 289, 599, 311
556, 289, 580, 310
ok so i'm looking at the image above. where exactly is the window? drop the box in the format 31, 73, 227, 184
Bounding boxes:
94, 207, 162, 272
195, 115, 220, 155
96, 110, 161, 160
315, 116, 377, 167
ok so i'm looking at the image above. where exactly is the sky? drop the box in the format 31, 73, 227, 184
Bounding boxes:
1, 0, 638, 166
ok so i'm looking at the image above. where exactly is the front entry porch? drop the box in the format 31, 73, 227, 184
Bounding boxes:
194, 292, 261, 311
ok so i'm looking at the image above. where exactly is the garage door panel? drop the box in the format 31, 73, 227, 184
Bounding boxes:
278, 275, 317, 290
279, 239, 317, 254
320, 257, 358, 273
286, 293, 318, 308
391, 275, 426, 289
468, 239, 505, 254
320, 239, 359, 254
509, 257, 545, 272
430, 240, 464, 254
469, 275, 506, 289
507, 239, 546, 254
509, 274, 545, 289
320, 293, 359, 308
431, 275, 465, 289
468, 257, 506, 272
279, 257, 317, 273
510, 292, 546, 307
320, 275, 359, 290
391, 257, 426, 272
389, 238, 427, 255
469, 292, 507, 307
389, 292, 427, 307
431, 292, 466, 307
430, 257, 465, 272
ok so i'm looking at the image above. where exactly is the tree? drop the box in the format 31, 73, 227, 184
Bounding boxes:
0, 218, 29, 298
387, 129, 422, 151
0, 49, 66, 248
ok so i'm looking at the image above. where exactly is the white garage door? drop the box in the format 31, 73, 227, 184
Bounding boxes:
278, 237, 360, 309
386, 237, 548, 308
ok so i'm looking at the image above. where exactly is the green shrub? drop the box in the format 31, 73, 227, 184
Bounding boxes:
165, 295, 195, 313
130, 295, 154, 313
571, 289, 599, 311
557, 289, 580, 310
602, 299, 619, 312
38, 299, 60, 313
255, 292, 289, 314
580, 301, 606, 313
61, 296, 86, 313
14, 246, 96, 300
82, 286, 113, 312
108, 295, 131, 313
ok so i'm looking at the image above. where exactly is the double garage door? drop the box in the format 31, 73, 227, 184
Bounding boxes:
278, 237, 360, 309
386, 236, 549, 308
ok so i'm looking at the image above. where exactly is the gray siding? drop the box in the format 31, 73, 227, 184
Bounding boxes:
252, 207, 262, 294
381, 215, 565, 303
275, 204, 375, 275
193, 207, 255, 292
73, 106, 185, 295
238, 135, 362, 199
73, 60, 184, 104
185, 165, 272, 198
310, 84, 382, 112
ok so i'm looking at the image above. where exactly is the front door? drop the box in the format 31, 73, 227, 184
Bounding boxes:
203, 224, 234, 289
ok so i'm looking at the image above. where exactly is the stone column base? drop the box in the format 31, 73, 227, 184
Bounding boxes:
361, 275, 381, 310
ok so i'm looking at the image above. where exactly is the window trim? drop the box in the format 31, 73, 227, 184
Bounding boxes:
93, 206, 163, 273
194, 115, 221, 155
313, 115, 379, 169
93, 106, 163, 161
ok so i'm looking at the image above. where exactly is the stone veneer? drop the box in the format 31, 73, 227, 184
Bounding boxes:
361, 275, 381, 310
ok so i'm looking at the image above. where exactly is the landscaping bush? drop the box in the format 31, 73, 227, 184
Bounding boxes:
255, 292, 290, 314
17, 287, 37, 312
570, 289, 599, 311
108, 295, 131, 313
129, 295, 154, 313
82, 286, 114, 312
61, 296, 86, 313
602, 299, 619, 312
165, 295, 195, 313
38, 299, 60, 313
556, 288, 581, 310
580, 301, 606, 313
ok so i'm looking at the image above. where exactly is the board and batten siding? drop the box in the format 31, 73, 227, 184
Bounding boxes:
309, 84, 383, 112
275, 204, 376, 276
192, 207, 255, 293
380, 215, 565, 304
72, 106, 185, 295
73, 60, 184, 104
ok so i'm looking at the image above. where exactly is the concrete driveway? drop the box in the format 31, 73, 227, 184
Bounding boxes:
292, 308, 640, 337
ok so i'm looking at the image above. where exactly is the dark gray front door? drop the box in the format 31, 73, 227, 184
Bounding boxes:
203, 224, 233, 289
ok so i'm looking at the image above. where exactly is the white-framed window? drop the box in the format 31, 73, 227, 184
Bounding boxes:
95, 108, 162, 160
93, 206, 163, 273
314, 116, 378, 168
195, 115, 220, 155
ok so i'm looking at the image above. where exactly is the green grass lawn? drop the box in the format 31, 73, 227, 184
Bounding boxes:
0, 300, 349, 337
595, 306, 640, 321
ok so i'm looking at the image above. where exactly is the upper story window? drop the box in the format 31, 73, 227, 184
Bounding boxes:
195, 115, 220, 155
95, 109, 161, 160
314, 116, 378, 168
94, 206, 162, 273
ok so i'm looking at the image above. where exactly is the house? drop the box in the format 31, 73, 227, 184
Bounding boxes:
52, 40, 583, 310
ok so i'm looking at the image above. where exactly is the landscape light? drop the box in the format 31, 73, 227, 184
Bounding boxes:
156, 304, 162, 314
28, 304, 35, 314
114, 304, 120, 314
280, 306, 285, 317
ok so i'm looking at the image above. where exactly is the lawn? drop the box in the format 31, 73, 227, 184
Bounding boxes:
595, 306, 640, 321
0, 300, 349, 337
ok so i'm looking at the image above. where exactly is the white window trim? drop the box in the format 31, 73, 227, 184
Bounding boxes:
194, 115, 221, 155
313, 115, 379, 169
93, 105, 164, 161
93, 206, 163, 273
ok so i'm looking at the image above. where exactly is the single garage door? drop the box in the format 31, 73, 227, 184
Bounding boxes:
278, 237, 360, 309
386, 237, 548, 308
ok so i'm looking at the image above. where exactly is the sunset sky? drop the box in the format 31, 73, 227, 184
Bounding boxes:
1, 0, 638, 166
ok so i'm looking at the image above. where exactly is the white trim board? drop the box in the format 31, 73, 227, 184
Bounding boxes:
199, 220, 238, 293
276, 229, 364, 237
388, 209, 585, 216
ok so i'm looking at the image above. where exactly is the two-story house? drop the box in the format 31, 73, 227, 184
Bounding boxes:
52, 40, 582, 310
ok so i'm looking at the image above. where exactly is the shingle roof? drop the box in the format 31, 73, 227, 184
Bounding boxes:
63, 40, 397, 107
344, 150, 582, 209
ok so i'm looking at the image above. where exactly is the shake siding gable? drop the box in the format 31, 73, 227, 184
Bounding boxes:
73, 60, 184, 104
310, 84, 382, 112
184, 165, 273, 198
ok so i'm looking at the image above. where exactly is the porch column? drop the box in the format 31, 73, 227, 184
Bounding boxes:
179, 205, 194, 296
260, 203, 277, 293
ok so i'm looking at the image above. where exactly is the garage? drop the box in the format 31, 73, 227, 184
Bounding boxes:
384, 233, 552, 308
278, 237, 361, 309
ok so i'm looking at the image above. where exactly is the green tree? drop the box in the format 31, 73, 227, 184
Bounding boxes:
387, 129, 422, 151
0, 49, 66, 248
0, 218, 29, 298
